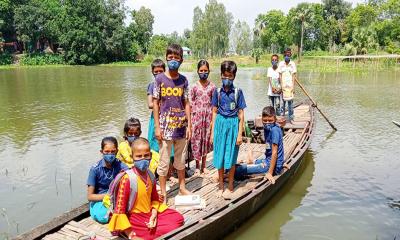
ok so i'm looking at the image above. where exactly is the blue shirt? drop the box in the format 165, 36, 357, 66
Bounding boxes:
211, 86, 246, 117
264, 124, 284, 174
147, 82, 154, 96
87, 159, 128, 194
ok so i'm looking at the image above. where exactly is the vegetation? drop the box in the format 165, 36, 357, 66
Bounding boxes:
1, 0, 400, 66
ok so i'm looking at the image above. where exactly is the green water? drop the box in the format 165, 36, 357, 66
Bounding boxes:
0, 66, 399, 239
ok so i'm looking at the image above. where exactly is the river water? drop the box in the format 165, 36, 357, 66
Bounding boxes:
0, 66, 399, 239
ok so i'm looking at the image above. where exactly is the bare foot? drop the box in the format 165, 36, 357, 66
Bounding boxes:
283, 162, 290, 169
193, 169, 201, 177
222, 189, 234, 200
202, 168, 210, 174
179, 187, 192, 195
169, 176, 178, 185
216, 189, 223, 197
210, 173, 219, 183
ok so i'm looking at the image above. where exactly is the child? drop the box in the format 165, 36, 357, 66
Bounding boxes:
108, 137, 184, 239
153, 43, 191, 201
116, 117, 142, 168
267, 54, 282, 115
210, 60, 246, 200
87, 137, 128, 223
234, 106, 284, 183
190, 59, 216, 176
147, 59, 166, 152
278, 48, 297, 122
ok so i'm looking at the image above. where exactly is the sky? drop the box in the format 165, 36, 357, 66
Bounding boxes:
126, 0, 365, 35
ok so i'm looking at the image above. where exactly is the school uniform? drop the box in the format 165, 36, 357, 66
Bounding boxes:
211, 86, 246, 170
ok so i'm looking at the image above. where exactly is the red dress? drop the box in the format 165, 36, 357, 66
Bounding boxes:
190, 81, 216, 161
108, 173, 184, 240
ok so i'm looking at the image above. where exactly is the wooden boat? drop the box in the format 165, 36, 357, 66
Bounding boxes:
15, 102, 315, 240
393, 120, 400, 128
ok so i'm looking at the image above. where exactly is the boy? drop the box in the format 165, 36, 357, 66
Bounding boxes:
153, 44, 191, 201
267, 54, 282, 115
108, 138, 184, 239
235, 106, 284, 184
278, 48, 297, 122
210, 60, 246, 200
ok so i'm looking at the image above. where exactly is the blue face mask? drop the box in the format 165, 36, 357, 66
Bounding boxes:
167, 60, 181, 71
103, 153, 116, 164
127, 136, 137, 143
284, 56, 290, 63
222, 78, 233, 87
271, 60, 278, 67
198, 72, 209, 81
135, 159, 150, 172
263, 123, 275, 132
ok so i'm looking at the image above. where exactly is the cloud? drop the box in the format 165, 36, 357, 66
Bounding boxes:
125, 0, 364, 34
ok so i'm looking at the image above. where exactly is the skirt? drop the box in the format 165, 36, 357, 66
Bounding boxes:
212, 114, 239, 170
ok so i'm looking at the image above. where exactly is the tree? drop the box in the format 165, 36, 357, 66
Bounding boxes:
128, 7, 154, 54
255, 10, 287, 53
345, 26, 379, 54
322, 0, 351, 20
190, 0, 233, 57
148, 35, 169, 57
230, 20, 252, 55
344, 4, 378, 42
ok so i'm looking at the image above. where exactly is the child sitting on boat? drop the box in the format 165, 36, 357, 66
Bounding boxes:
87, 137, 128, 223
235, 106, 284, 184
108, 137, 184, 239
117, 117, 142, 167
210, 60, 247, 200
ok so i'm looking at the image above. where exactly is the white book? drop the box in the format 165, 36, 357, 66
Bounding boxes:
175, 195, 201, 206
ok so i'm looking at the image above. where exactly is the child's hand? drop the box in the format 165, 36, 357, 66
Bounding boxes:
146, 214, 157, 229
210, 133, 214, 145
264, 173, 275, 184
186, 127, 191, 140
155, 127, 162, 141
236, 136, 243, 146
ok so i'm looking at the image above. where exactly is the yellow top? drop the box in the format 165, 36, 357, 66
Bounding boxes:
116, 140, 133, 167
108, 173, 168, 232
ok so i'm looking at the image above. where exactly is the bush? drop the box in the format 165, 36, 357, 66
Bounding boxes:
0, 53, 13, 65
20, 53, 65, 65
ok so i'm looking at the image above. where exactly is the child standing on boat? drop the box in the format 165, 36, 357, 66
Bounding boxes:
279, 48, 297, 122
210, 60, 246, 200
117, 118, 142, 168
235, 106, 284, 183
267, 54, 282, 115
87, 137, 128, 223
108, 138, 184, 239
153, 44, 192, 201
190, 60, 216, 176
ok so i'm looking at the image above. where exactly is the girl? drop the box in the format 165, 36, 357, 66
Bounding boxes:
108, 137, 184, 239
210, 61, 246, 200
190, 60, 216, 176
116, 118, 142, 167
87, 137, 128, 223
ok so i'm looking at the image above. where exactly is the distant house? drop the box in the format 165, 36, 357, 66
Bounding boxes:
182, 47, 192, 58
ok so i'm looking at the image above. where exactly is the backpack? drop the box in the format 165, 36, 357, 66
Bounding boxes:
216, 87, 240, 107
108, 168, 156, 214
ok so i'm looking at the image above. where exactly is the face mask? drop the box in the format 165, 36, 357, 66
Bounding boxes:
198, 72, 209, 81
263, 123, 274, 132
167, 60, 181, 71
103, 153, 116, 164
222, 78, 233, 87
135, 159, 150, 172
127, 136, 137, 143
271, 60, 278, 67
284, 56, 290, 63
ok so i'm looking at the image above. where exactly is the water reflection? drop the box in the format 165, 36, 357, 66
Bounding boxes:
226, 151, 315, 240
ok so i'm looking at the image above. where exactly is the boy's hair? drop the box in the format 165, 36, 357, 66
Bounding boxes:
262, 106, 276, 117
284, 47, 291, 53
271, 54, 279, 60
166, 43, 183, 59
130, 137, 150, 150
101, 136, 118, 150
221, 60, 237, 77
197, 59, 209, 71
151, 59, 166, 71
123, 117, 141, 136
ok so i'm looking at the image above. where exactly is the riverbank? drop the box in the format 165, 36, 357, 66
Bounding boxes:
1, 54, 399, 73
